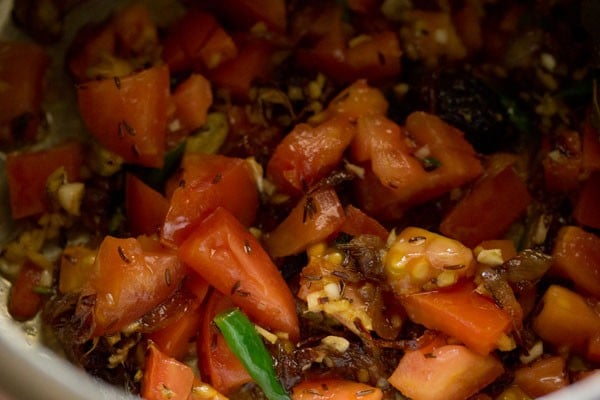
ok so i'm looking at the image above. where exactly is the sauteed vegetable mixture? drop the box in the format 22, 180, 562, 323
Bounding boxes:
2, 0, 600, 399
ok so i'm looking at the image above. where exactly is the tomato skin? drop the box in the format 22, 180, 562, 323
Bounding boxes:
197, 290, 252, 395
162, 154, 258, 245
125, 173, 169, 236
339, 205, 388, 242
179, 207, 299, 341
142, 342, 195, 400
264, 188, 346, 258
267, 115, 356, 196
78, 235, 185, 337
6, 141, 84, 219
77, 64, 170, 167
0, 41, 49, 145
8, 261, 44, 321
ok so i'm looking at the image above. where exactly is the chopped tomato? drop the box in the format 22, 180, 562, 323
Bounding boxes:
209, 39, 272, 100
148, 277, 209, 360
542, 130, 584, 192
400, 281, 513, 355
572, 172, 600, 230
532, 285, 600, 356
264, 188, 346, 258
267, 115, 356, 196
8, 261, 44, 321
6, 141, 84, 219
295, 5, 401, 83
142, 342, 195, 400
78, 235, 185, 337
58, 245, 96, 294
388, 344, 504, 400
162, 9, 236, 74
325, 79, 389, 120
551, 226, 600, 297
352, 112, 483, 218
171, 74, 213, 132
292, 379, 383, 400
439, 165, 532, 248
197, 290, 252, 395
162, 153, 258, 244
0, 41, 49, 145
514, 356, 569, 398
125, 173, 169, 236
179, 207, 299, 341
339, 205, 388, 241
67, 3, 159, 82
77, 64, 170, 167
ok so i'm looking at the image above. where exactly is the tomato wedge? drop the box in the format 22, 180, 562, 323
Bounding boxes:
77, 64, 170, 167
400, 281, 513, 355
179, 207, 299, 341
125, 173, 169, 236
264, 188, 346, 258
267, 115, 356, 196
197, 291, 252, 395
162, 154, 258, 244
78, 235, 185, 337
142, 342, 195, 400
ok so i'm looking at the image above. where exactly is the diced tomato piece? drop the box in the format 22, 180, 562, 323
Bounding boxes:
8, 261, 44, 321
110, 3, 159, 58
292, 379, 383, 400
209, 39, 272, 99
162, 154, 258, 244
264, 188, 346, 258
573, 172, 600, 230
439, 165, 532, 248
542, 130, 584, 192
514, 356, 569, 398
171, 74, 213, 132
77, 65, 170, 167
6, 141, 84, 219
343, 31, 402, 82
161, 10, 220, 73
325, 79, 389, 120
346, 0, 379, 14
339, 205, 388, 242
551, 226, 600, 297
400, 281, 513, 355
179, 207, 299, 341
58, 245, 96, 294
352, 112, 483, 219
197, 291, 252, 395
148, 300, 202, 360
532, 284, 600, 355
142, 342, 195, 400
388, 344, 504, 400
125, 173, 169, 236
0, 41, 49, 145
78, 235, 185, 337
267, 115, 356, 196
